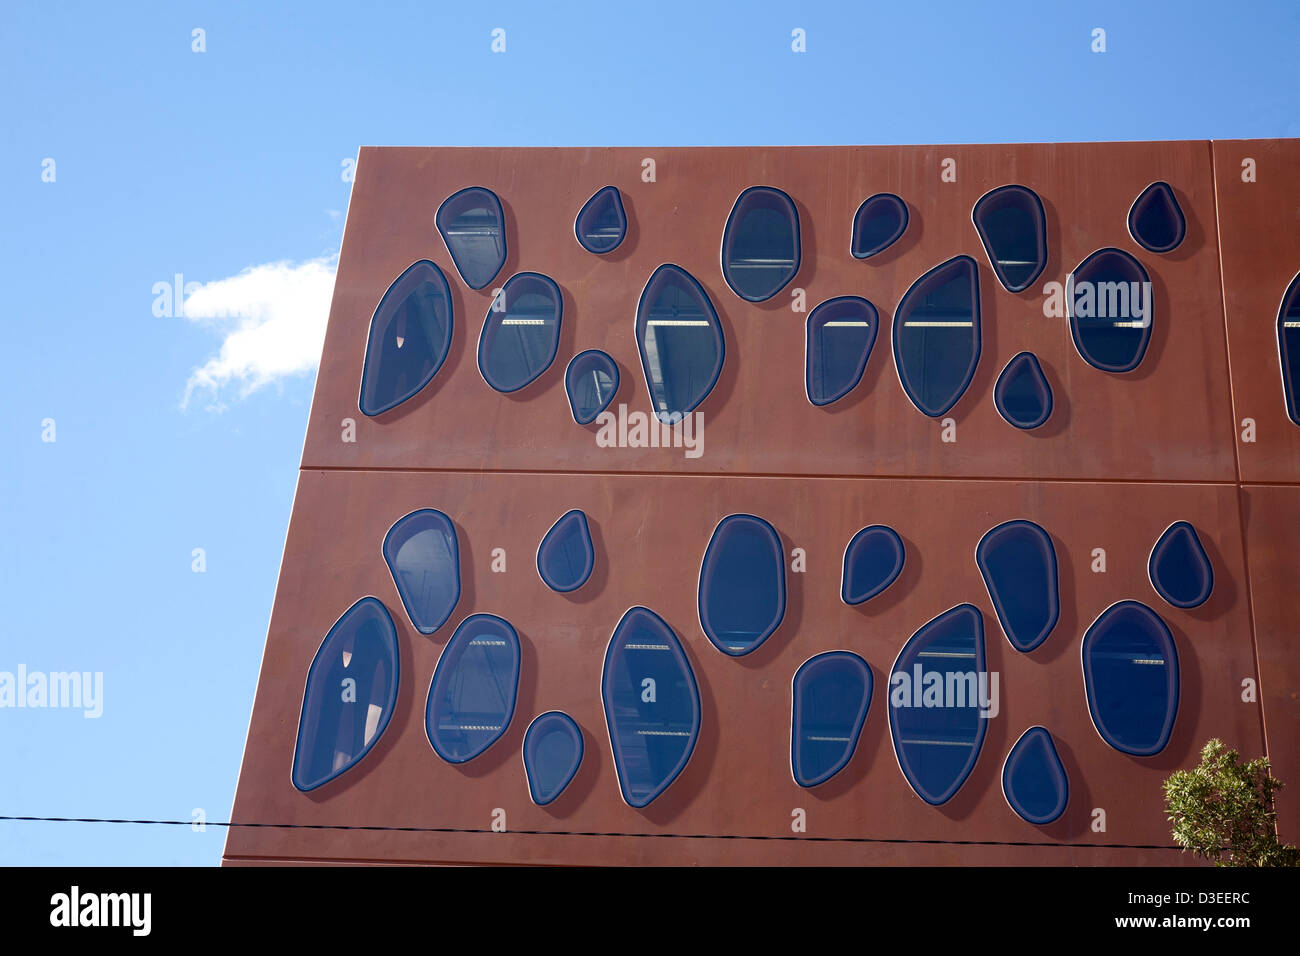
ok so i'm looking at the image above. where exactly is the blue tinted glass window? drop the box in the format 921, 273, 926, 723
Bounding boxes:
523, 711, 584, 806
721, 186, 800, 302
994, 351, 1053, 429
1278, 271, 1300, 426
601, 607, 701, 808
359, 260, 454, 417
851, 193, 908, 259
536, 510, 595, 593
292, 597, 400, 792
1002, 726, 1069, 824
426, 614, 521, 763
1148, 521, 1213, 609
436, 186, 507, 290
976, 519, 1059, 652
1081, 601, 1179, 756
841, 525, 905, 606
889, 604, 987, 805
636, 264, 725, 423
565, 350, 619, 425
382, 509, 460, 635
1069, 248, 1153, 373
698, 514, 786, 657
806, 296, 879, 406
972, 185, 1048, 293
791, 651, 873, 788
478, 272, 563, 392
893, 255, 982, 417
574, 186, 627, 254
1128, 181, 1186, 254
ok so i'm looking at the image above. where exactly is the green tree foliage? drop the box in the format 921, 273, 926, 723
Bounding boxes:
1164, 738, 1299, 867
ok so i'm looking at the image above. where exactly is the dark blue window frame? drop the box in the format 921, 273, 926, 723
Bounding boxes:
975, 519, 1059, 652
477, 272, 564, 393
425, 613, 522, 764
971, 184, 1048, 293
1128, 181, 1186, 254
791, 651, 874, 788
1148, 521, 1214, 609
840, 525, 905, 606
1068, 247, 1153, 373
1001, 725, 1069, 825
635, 263, 726, 423
574, 185, 627, 254
1278, 270, 1300, 426
1081, 600, 1180, 757
805, 296, 879, 407
435, 185, 507, 290
698, 514, 787, 657
892, 255, 982, 417
358, 260, 455, 417
522, 711, 585, 806
851, 193, 909, 259
382, 509, 461, 635
536, 509, 595, 593
564, 349, 620, 425
993, 351, 1053, 429
720, 185, 801, 303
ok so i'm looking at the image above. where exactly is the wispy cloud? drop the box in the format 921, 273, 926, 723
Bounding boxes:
181, 257, 336, 410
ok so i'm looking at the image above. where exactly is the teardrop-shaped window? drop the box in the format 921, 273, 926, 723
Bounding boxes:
889, 604, 987, 805
382, 509, 460, 635
721, 186, 801, 302
522, 711, 584, 806
601, 607, 701, 808
893, 255, 982, 417
436, 186, 507, 290
791, 651, 873, 788
1128, 181, 1186, 254
574, 185, 627, 254
425, 613, 521, 763
972, 185, 1048, 293
1002, 726, 1069, 824
478, 272, 563, 392
536, 510, 595, 593
636, 264, 725, 423
358, 260, 454, 417
841, 525, 905, 606
805, 296, 879, 406
292, 597, 400, 792
994, 351, 1053, 429
698, 514, 786, 657
565, 350, 619, 425
1081, 600, 1179, 757
1069, 248, 1153, 373
851, 193, 908, 259
976, 519, 1059, 652
1148, 521, 1214, 609
1278, 270, 1300, 426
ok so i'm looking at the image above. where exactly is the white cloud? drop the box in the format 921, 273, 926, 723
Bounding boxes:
181, 257, 336, 410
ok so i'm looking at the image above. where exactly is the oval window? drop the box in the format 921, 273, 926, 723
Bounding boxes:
976, 519, 1059, 652
1002, 726, 1069, 824
1081, 600, 1179, 756
841, 525, 905, 606
358, 260, 454, 417
1128, 181, 1186, 254
1068, 247, 1153, 373
574, 185, 627, 254
565, 350, 619, 425
435, 186, 507, 290
721, 186, 800, 302
972, 185, 1048, 293
699, 514, 786, 657
478, 272, 563, 392
1278, 270, 1300, 426
536, 510, 595, 593
994, 351, 1053, 429
425, 613, 521, 763
791, 651, 873, 788
522, 711, 584, 806
636, 264, 725, 422
1148, 521, 1213, 609
851, 193, 908, 259
805, 296, 879, 406
893, 255, 982, 417
382, 509, 460, 635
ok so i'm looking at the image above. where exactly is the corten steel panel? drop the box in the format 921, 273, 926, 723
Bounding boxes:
1214, 139, 1300, 484
1241, 485, 1300, 843
300, 143, 1234, 482
224, 470, 1258, 866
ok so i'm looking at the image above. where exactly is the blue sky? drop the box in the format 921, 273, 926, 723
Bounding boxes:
0, 1, 1295, 866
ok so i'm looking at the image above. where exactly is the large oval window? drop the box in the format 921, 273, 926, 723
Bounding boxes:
805, 296, 879, 406
425, 613, 521, 763
1081, 600, 1179, 756
791, 651, 873, 788
1279, 270, 1300, 426
721, 186, 800, 302
435, 186, 507, 290
574, 185, 627, 254
698, 514, 786, 657
478, 272, 563, 392
976, 519, 1059, 652
893, 255, 982, 417
358, 260, 454, 417
382, 509, 460, 635
1068, 247, 1153, 373
972, 184, 1048, 293
636, 264, 725, 422
292, 597, 400, 792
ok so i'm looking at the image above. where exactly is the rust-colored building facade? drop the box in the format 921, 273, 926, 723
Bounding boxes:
224, 141, 1300, 866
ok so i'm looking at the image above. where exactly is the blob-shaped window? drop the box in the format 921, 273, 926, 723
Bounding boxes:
292, 597, 400, 792
721, 186, 800, 302
565, 350, 619, 425
889, 604, 987, 805
972, 185, 1048, 293
358, 260, 454, 417
601, 606, 701, 808
1128, 181, 1186, 254
636, 264, 725, 423
1069, 247, 1153, 373
1002, 726, 1069, 824
436, 186, 507, 290
698, 514, 786, 657
994, 351, 1053, 429
1279, 270, 1300, 426
791, 651, 873, 788
478, 272, 563, 392
976, 519, 1059, 652
574, 185, 627, 254
1081, 601, 1179, 757
893, 255, 982, 417
1148, 521, 1213, 609
536, 510, 595, 593
382, 509, 460, 635
851, 193, 908, 259
841, 525, 905, 606
426, 614, 521, 763
805, 296, 879, 406
522, 711, 584, 806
